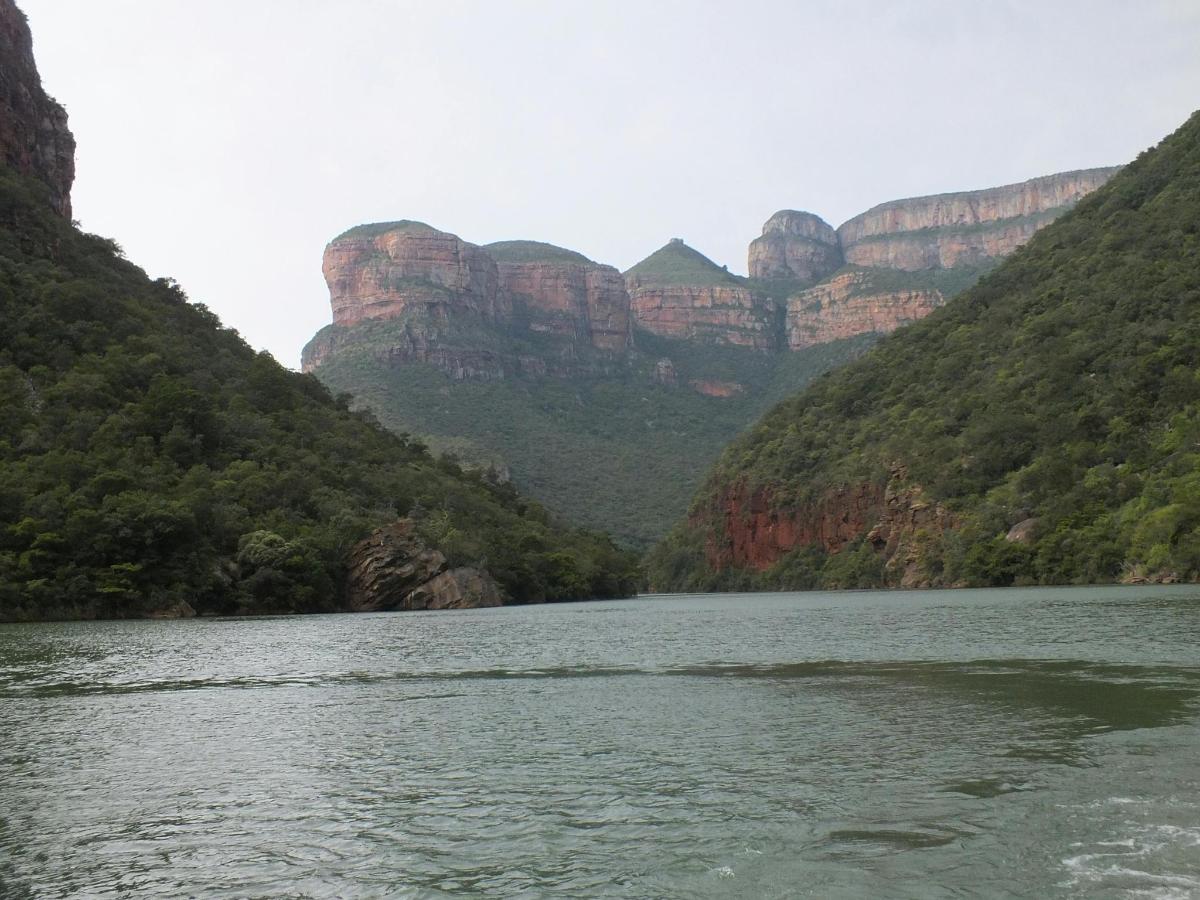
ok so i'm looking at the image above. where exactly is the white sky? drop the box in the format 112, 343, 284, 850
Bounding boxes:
18, 0, 1200, 368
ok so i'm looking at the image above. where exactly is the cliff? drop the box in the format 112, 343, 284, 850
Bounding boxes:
304, 226, 636, 377
486, 240, 632, 352
700, 468, 954, 587
648, 111, 1200, 592
747, 210, 842, 282
323, 221, 506, 327
625, 240, 778, 351
0, 0, 73, 218
837, 167, 1120, 270
785, 269, 944, 350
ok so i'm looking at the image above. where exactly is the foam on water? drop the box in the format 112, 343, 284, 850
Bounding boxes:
1063, 816, 1200, 898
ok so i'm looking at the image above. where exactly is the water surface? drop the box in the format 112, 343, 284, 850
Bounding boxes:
2, 585, 1199, 898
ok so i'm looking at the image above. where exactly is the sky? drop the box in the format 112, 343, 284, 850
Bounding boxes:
18, 0, 1200, 369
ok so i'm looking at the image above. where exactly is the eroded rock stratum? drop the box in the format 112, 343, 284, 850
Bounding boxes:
304, 167, 1117, 378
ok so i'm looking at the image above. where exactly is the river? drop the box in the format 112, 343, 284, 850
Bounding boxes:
1, 585, 1198, 898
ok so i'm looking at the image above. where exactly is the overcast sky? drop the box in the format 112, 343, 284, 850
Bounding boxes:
19, 0, 1200, 368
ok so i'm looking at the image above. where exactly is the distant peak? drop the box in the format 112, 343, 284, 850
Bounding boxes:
624, 239, 741, 287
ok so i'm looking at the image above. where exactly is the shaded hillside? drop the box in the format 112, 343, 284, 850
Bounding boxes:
0, 167, 638, 620
648, 111, 1200, 590
313, 330, 875, 547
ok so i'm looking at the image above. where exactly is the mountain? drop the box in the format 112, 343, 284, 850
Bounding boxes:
302, 170, 1116, 547
0, 1, 73, 218
0, 0, 638, 621
647, 111, 1200, 591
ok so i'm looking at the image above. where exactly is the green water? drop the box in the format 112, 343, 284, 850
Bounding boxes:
1, 585, 1198, 898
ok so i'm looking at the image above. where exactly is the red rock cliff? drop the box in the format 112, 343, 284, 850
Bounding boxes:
324, 221, 505, 327
785, 270, 944, 350
625, 239, 778, 351
486, 241, 632, 352
626, 281, 778, 351
747, 210, 842, 283
0, 0, 74, 218
837, 168, 1119, 270
700, 467, 955, 587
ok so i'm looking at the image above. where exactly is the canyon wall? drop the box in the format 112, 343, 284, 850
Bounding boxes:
747, 210, 843, 282
0, 0, 74, 218
699, 467, 955, 587
324, 221, 505, 327
785, 271, 944, 350
486, 241, 632, 352
837, 167, 1120, 270
305, 226, 635, 376
625, 239, 779, 351
305, 167, 1118, 380
626, 281, 778, 351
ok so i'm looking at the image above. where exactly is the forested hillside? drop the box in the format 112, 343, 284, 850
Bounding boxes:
648, 111, 1200, 590
0, 168, 638, 620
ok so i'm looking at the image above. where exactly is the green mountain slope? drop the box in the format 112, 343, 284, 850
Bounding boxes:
625, 239, 744, 287
648, 110, 1200, 590
312, 330, 875, 548
0, 169, 639, 620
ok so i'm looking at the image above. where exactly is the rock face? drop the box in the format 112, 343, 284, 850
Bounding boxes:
304, 167, 1118, 382
625, 240, 778, 351
748, 210, 843, 282
344, 519, 504, 612
703, 481, 885, 571
486, 241, 632, 352
786, 270, 944, 350
0, 0, 74, 218
324, 221, 505, 328
700, 467, 953, 587
627, 282, 778, 350
409, 567, 504, 610
303, 229, 634, 377
837, 168, 1120, 271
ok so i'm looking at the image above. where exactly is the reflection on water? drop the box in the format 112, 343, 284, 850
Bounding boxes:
0, 584, 1198, 898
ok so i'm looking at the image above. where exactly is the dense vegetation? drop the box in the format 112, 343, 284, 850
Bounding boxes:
0, 169, 639, 621
649, 111, 1200, 590
310, 242, 990, 550
314, 330, 876, 548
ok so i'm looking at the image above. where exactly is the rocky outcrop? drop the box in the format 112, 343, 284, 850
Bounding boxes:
748, 210, 842, 282
627, 282, 778, 350
786, 270, 944, 350
409, 567, 504, 610
486, 241, 632, 352
0, 0, 74, 218
625, 240, 778, 350
837, 168, 1119, 271
305, 228, 635, 378
306, 167, 1118, 382
345, 519, 504, 612
703, 480, 885, 571
701, 467, 954, 587
324, 222, 506, 328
